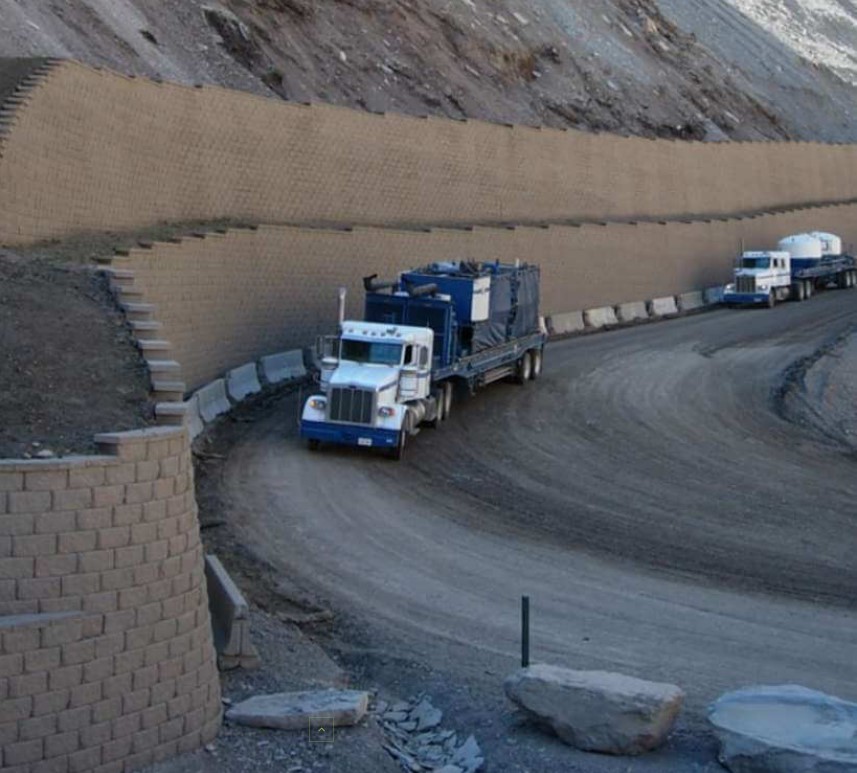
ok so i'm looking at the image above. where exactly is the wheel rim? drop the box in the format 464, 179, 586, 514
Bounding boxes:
522, 353, 532, 380
531, 350, 542, 378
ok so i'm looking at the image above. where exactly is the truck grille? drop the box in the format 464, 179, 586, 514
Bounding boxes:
328, 387, 374, 424
736, 275, 756, 293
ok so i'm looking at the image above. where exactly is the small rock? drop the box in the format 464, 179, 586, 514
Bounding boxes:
204, 743, 216, 753
35, 449, 56, 459
399, 721, 418, 732
504, 665, 683, 755
411, 699, 443, 731
383, 711, 409, 722
391, 702, 410, 712
339, 50, 347, 63
226, 689, 369, 730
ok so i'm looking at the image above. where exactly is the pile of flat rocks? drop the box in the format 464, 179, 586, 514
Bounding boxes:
375, 695, 484, 773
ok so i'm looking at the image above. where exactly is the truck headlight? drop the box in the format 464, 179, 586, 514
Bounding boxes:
309, 398, 327, 410
378, 406, 395, 417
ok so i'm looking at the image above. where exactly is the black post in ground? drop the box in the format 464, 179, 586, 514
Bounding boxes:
521, 595, 530, 668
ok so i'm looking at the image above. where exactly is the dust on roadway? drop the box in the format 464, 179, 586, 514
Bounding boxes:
217, 290, 857, 770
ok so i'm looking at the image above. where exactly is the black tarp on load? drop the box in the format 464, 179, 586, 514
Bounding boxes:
471, 265, 540, 352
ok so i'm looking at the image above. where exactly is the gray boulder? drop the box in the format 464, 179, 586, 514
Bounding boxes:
504, 664, 683, 755
709, 685, 857, 772
226, 688, 369, 730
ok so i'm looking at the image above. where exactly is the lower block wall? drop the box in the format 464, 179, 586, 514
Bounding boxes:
0, 427, 221, 773
122, 204, 857, 390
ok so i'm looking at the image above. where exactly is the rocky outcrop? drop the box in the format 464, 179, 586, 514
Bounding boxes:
504, 664, 684, 755
709, 685, 857, 772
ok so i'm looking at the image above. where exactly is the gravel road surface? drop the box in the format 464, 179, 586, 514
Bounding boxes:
218, 290, 857, 770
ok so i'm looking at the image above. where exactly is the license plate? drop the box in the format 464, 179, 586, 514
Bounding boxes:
358, 438, 373, 447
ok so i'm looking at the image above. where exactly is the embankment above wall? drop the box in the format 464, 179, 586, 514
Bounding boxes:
116, 204, 857, 390
2, 60, 857, 245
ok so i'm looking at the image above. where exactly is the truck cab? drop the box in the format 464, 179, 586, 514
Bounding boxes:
301, 321, 435, 455
724, 251, 792, 306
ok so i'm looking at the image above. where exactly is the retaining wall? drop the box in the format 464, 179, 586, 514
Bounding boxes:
119, 205, 857, 390
2, 60, 857, 245
0, 427, 221, 772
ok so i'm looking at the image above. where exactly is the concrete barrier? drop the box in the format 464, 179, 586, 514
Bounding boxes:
186, 392, 205, 439
260, 349, 307, 384
704, 285, 725, 304
676, 291, 706, 312
205, 554, 260, 670
197, 378, 231, 424
227, 361, 263, 402
615, 301, 649, 323
547, 311, 586, 336
648, 296, 679, 317
584, 306, 619, 329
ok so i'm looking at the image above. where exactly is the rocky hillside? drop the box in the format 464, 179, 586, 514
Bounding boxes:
2, 0, 856, 141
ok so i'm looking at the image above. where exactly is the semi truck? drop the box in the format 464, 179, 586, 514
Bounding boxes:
300, 260, 547, 459
723, 232, 857, 307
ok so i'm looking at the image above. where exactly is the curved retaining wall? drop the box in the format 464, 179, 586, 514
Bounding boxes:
115, 204, 857, 390
2, 60, 857, 245
0, 427, 221, 772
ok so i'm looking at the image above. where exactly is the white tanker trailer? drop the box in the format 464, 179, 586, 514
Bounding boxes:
723, 231, 857, 307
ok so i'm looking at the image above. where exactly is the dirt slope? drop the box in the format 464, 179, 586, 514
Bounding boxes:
2, 0, 857, 141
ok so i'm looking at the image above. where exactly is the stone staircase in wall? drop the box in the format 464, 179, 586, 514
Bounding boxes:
95, 250, 191, 429
0, 59, 60, 147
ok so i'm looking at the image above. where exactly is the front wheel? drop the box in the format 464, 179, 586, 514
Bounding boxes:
390, 430, 406, 461
766, 291, 775, 309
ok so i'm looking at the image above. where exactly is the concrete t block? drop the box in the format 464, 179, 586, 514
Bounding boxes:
226, 362, 262, 403
259, 350, 306, 385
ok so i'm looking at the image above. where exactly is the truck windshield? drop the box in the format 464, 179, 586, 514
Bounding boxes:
742, 258, 770, 269
340, 339, 402, 365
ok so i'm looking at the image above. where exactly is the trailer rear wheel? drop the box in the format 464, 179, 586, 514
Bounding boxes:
443, 382, 453, 420
791, 282, 805, 302
515, 352, 532, 384
804, 280, 813, 300
530, 348, 543, 380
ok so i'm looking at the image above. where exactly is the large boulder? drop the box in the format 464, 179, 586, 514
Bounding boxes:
709, 685, 857, 772
504, 664, 683, 755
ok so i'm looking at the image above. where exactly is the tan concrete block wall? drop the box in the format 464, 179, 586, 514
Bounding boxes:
0, 427, 221, 773
121, 204, 857, 390
2, 60, 857, 245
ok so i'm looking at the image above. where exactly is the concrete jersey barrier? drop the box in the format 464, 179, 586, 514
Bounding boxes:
615, 301, 649, 323
185, 392, 205, 440
197, 378, 231, 424
648, 296, 679, 317
227, 361, 262, 402
205, 554, 260, 670
584, 306, 619, 329
261, 349, 307, 384
548, 311, 586, 336
676, 291, 706, 312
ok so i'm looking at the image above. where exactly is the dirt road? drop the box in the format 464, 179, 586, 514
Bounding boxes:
219, 291, 857, 769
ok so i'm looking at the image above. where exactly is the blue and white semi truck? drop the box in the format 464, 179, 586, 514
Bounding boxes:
723, 232, 857, 307
300, 261, 546, 459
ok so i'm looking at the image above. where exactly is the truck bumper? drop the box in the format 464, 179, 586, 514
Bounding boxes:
723, 291, 770, 305
299, 420, 399, 448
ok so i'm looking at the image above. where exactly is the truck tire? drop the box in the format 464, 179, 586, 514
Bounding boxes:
515, 352, 532, 384
791, 282, 805, 302
426, 389, 444, 428
307, 439, 320, 451
530, 348, 543, 380
443, 382, 453, 420
390, 430, 406, 461
766, 291, 775, 308
805, 280, 813, 300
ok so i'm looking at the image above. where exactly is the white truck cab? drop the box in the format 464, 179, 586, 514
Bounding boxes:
724, 251, 792, 306
301, 321, 435, 456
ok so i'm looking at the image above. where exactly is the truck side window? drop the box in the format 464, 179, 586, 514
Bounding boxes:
404, 345, 414, 364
